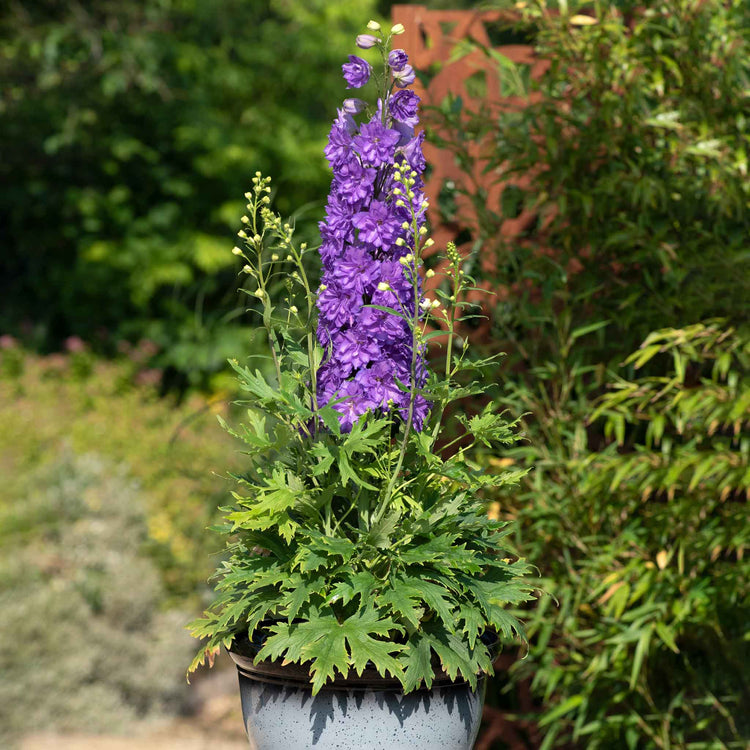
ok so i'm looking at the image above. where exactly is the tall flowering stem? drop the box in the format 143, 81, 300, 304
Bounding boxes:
316, 25, 430, 439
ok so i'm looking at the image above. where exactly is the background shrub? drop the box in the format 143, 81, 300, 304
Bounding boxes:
428, 1, 749, 746
0, 452, 195, 746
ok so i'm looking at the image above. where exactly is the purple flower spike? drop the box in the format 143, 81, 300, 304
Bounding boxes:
317, 36, 430, 432
342, 55, 372, 89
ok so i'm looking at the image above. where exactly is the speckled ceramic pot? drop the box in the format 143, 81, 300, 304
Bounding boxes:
228, 635, 488, 750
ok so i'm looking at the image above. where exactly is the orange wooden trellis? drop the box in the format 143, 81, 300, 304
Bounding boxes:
392, 4, 549, 341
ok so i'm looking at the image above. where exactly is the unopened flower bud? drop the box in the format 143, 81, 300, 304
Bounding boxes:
254, 171, 262, 177
262, 196, 270, 204
367, 20, 381, 31
319, 284, 327, 291
424, 238, 435, 247
395, 237, 405, 246
431, 299, 441, 308
289, 305, 298, 314
271, 253, 279, 261
426, 269, 435, 278
244, 192, 252, 200
254, 289, 264, 298
419, 226, 427, 235
356, 34, 379, 49
393, 187, 402, 195
232, 247, 242, 255
286, 254, 293, 261
242, 265, 252, 274
241, 216, 250, 224
238, 230, 247, 238
391, 23, 405, 35
401, 221, 410, 230
343, 98, 366, 114
377, 282, 390, 291
396, 199, 405, 207
253, 234, 261, 244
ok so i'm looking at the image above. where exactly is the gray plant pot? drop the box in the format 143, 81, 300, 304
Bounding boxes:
229, 639, 487, 750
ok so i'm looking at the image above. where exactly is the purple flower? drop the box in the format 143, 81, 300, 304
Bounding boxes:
317, 282, 360, 328
342, 98, 366, 115
335, 159, 376, 205
393, 64, 416, 88
352, 200, 402, 249
390, 90, 420, 127
331, 246, 380, 294
342, 55, 372, 89
355, 361, 404, 407
352, 119, 401, 167
356, 34, 379, 49
335, 329, 381, 370
388, 49, 409, 72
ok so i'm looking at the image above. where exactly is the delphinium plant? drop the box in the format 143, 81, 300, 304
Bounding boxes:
189, 21, 534, 695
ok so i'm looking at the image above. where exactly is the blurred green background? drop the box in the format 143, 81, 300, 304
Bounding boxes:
0, 0, 747, 748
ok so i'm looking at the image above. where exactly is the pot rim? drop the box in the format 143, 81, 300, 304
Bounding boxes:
227, 627, 498, 693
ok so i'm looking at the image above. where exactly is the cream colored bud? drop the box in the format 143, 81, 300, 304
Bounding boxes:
391, 23, 405, 35
401, 221, 410, 230
319, 284, 327, 291
232, 247, 243, 256
253, 234, 262, 244
399, 256, 408, 265
426, 269, 435, 278
419, 226, 427, 235
286, 254, 293, 261
254, 171, 262, 177
407, 191, 415, 199
431, 299, 441, 309
377, 282, 390, 291
242, 265, 252, 274
262, 196, 270, 204
241, 215, 250, 224
238, 230, 247, 238
395, 237, 406, 246
244, 192, 252, 200
289, 305, 298, 314
367, 20, 381, 30
396, 199, 405, 207
393, 188, 402, 195
300, 243, 307, 250
253, 289, 264, 298
424, 238, 435, 248
271, 253, 279, 261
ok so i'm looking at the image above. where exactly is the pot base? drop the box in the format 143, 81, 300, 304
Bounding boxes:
237, 672, 485, 750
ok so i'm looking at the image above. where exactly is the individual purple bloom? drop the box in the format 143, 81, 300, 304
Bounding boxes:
333, 380, 373, 432
388, 49, 409, 72
342, 55, 372, 89
335, 159, 377, 206
352, 119, 400, 167
335, 329, 381, 370
331, 246, 380, 294
352, 200, 403, 249
401, 130, 426, 173
356, 34, 379, 49
342, 98, 366, 115
317, 282, 360, 328
393, 64, 416, 88
323, 193, 357, 241
390, 90, 420, 127
324, 116, 355, 169
355, 361, 404, 407
357, 306, 408, 342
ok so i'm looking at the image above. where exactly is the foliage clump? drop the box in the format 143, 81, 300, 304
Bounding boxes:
0, 452, 195, 746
